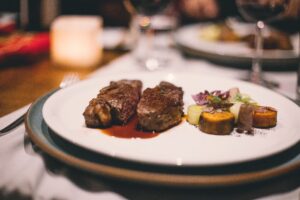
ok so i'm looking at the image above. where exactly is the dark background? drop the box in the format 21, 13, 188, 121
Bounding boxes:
0, 0, 131, 30
0, 0, 298, 32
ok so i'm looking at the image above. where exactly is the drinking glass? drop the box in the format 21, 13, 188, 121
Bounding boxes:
297, 33, 300, 100
236, 0, 290, 87
124, 0, 174, 71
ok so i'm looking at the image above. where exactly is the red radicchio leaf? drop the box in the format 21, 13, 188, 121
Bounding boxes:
192, 90, 210, 105
192, 90, 230, 105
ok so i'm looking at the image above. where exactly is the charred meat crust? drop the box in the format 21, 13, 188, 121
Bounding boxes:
83, 80, 142, 128
137, 81, 184, 132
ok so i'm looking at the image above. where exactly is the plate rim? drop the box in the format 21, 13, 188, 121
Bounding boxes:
25, 90, 300, 187
41, 72, 300, 167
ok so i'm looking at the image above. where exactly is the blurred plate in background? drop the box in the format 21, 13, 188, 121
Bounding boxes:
174, 22, 299, 70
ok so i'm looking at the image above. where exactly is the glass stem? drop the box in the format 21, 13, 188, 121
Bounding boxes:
134, 15, 158, 69
297, 32, 300, 100
144, 17, 153, 56
251, 20, 264, 84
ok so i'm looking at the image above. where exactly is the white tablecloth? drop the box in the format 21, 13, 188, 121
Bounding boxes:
0, 53, 299, 200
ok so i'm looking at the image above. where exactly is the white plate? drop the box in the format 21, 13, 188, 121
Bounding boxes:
42, 72, 300, 166
174, 22, 299, 66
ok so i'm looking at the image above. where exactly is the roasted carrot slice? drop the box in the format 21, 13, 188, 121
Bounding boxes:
253, 106, 277, 128
200, 111, 234, 135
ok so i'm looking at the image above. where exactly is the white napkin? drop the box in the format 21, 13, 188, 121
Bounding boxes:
257, 188, 300, 200
0, 106, 127, 200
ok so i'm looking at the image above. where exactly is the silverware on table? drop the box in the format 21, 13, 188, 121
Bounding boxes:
0, 73, 80, 136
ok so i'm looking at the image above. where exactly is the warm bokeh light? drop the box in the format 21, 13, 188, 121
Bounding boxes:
139, 16, 151, 28
51, 15, 103, 69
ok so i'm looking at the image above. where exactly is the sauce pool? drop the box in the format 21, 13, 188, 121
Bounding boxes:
101, 116, 160, 139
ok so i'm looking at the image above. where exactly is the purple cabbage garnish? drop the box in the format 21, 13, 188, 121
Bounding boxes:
192, 90, 230, 106
192, 90, 210, 105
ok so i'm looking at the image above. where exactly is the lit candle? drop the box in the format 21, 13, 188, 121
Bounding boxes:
51, 15, 102, 69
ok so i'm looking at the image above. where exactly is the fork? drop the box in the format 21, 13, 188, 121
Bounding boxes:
0, 73, 80, 136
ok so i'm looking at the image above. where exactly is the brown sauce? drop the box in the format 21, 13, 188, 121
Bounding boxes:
101, 116, 160, 139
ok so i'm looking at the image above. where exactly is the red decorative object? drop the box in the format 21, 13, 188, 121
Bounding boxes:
0, 33, 50, 65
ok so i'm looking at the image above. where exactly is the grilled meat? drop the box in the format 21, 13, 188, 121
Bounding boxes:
137, 81, 184, 132
242, 32, 293, 50
83, 80, 142, 128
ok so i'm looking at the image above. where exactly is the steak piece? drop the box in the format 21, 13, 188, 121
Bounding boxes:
83, 80, 142, 128
137, 81, 184, 132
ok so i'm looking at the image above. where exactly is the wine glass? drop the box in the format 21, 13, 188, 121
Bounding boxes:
236, 0, 290, 87
124, 0, 174, 71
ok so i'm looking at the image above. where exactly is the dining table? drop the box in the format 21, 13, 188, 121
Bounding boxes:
1, 30, 300, 200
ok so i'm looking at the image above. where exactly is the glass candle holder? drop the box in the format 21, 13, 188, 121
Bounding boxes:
51, 15, 102, 69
